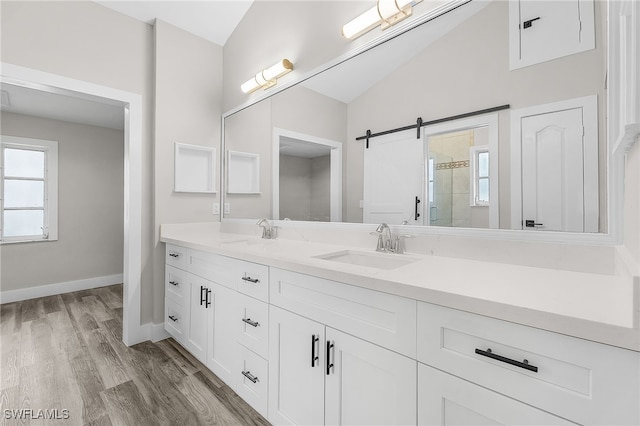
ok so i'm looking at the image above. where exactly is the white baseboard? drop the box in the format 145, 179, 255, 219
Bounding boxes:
149, 322, 170, 342
0, 274, 123, 304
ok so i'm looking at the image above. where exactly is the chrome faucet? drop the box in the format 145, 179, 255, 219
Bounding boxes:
256, 218, 276, 239
372, 223, 412, 254
374, 223, 392, 252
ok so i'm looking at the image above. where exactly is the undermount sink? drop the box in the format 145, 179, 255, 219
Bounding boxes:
314, 250, 418, 270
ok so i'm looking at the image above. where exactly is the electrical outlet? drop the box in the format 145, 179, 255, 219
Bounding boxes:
213, 203, 220, 215
224, 203, 230, 214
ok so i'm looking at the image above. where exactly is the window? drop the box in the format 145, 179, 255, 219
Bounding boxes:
470, 146, 490, 206
1, 136, 58, 243
428, 157, 435, 203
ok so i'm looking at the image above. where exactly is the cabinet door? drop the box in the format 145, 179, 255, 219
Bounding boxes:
509, 0, 595, 69
186, 272, 210, 362
325, 328, 417, 426
269, 306, 325, 426
206, 282, 238, 387
418, 363, 575, 425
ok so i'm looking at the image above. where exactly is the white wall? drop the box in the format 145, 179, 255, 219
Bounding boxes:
1, 112, 124, 291
153, 19, 224, 323
0, 0, 155, 321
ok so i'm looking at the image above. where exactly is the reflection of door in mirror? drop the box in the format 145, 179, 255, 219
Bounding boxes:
363, 131, 424, 225
511, 96, 599, 233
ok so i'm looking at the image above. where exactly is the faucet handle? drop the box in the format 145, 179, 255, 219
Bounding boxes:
393, 234, 414, 254
370, 231, 385, 251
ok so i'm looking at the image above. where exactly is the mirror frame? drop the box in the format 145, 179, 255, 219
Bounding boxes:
221, 0, 639, 247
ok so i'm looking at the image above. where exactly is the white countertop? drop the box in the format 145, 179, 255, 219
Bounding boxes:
160, 223, 640, 352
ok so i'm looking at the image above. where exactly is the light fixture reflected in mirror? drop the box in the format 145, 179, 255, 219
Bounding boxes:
342, 0, 423, 40
241, 59, 294, 94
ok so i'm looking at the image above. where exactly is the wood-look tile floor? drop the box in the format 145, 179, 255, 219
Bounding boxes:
0, 285, 270, 426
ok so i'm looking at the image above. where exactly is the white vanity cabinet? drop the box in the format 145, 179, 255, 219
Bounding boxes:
163, 244, 270, 417
164, 242, 639, 426
417, 302, 640, 425
269, 305, 416, 426
268, 269, 417, 426
185, 272, 211, 362
206, 281, 237, 386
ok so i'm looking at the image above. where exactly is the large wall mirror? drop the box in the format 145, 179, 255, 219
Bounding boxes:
223, 0, 609, 234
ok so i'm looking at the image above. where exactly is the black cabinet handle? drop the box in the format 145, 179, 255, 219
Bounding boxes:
415, 196, 421, 220
475, 348, 538, 373
525, 220, 544, 228
311, 335, 319, 367
242, 318, 260, 328
168, 315, 178, 322
206, 288, 212, 308
169, 281, 179, 286
241, 276, 260, 284
241, 370, 259, 383
169, 253, 180, 258
200, 286, 206, 306
326, 341, 334, 375
522, 16, 541, 29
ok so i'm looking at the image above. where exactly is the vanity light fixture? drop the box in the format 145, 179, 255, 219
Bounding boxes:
240, 59, 294, 94
342, 0, 423, 40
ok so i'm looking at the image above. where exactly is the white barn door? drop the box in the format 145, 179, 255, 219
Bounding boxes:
363, 131, 424, 225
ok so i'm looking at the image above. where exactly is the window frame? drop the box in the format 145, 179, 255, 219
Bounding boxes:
470, 145, 490, 207
1, 135, 58, 244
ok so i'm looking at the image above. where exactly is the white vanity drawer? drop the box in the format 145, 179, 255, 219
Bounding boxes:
235, 344, 268, 418
166, 244, 187, 270
418, 363, 574, 425
165, 265, 188, 305
417, 302, 640, 425
188, 250, 238, 290
165, 297, 188, 344
270, 268, 416, 358
236, 261, 269, 302
237, 294, 269, 359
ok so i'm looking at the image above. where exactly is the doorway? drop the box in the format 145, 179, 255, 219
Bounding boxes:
272, 128, 342, 222
1, 63, 144, 345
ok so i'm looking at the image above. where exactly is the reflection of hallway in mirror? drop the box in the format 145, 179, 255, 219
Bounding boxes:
279, 153, 331, 222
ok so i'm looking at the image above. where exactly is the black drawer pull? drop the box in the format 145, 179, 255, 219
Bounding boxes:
475, 348, 538, 373
241, 370, 259, 383
168, 315, 178, 322
242, 318, 260, 328
169, 253, 180, 258
169, 281, 179, 286
241, 276, 260, 284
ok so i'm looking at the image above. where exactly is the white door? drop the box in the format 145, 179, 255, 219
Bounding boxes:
325, 328, 417, 426
521, 108, 591, 232
206, 282, 237, 386
268, 306, 325, 426
512, 95, 598, 232
363, 131, 424, 225
187, 272, 210, 362
418, 363, 575, 425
